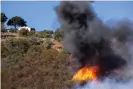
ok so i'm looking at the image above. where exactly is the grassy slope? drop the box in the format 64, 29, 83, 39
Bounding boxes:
1, 37, 74, 89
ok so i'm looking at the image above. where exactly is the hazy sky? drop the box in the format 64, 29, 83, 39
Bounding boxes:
1, 1, 133, 31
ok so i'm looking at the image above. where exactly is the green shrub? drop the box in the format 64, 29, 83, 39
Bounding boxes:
54, 28, 63, 42
35, 30, 53, 38
45, 34, 51, 38
2, 38, 30, 56
27, 37, 43, 45
19, 28, 30, 37
43, 39, 53, 49
28, 30, 36, 36
1, 37, 44, 60
43, 30, 53, 38
35, 31, 45, 38
1, 38, 30, 68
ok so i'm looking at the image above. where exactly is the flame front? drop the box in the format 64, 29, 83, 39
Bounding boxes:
72, 66, 98, 82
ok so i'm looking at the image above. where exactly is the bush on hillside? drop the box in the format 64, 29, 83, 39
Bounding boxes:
1, 37, 44, 60
28, 30, 36, 36
19, 28, 30, 37
54, 28, 63, 42
1, 36, 73, 89
43, 39, 53, 49
43, 30, 53, 38
2, 38, 30, 58
35, 30, 53, 38
1, 38, 30, 68
27, 37, 43, 45
35, 31, 45, 38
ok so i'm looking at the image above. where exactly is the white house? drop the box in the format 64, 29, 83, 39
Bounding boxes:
18, 26, 32, 32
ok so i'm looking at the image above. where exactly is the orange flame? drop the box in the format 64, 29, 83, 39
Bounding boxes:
72, 66, 98, 82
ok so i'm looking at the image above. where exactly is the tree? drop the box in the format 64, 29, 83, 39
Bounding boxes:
1, 13, 8, 32
54, 28, 63, 41
7, 16, 27, 29
1, 12, 8, 23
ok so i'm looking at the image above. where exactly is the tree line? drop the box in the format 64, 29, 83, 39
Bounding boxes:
1, 12, 63, 41
1, 13, 27, 29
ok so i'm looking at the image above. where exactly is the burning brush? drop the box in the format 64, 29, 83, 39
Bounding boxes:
55, 1, 133, 88
72, 66, 98, 81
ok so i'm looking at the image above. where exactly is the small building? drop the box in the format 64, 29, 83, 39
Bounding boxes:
18, 26, 35, 32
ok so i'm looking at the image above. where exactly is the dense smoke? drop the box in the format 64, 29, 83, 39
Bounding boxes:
56, 1, 133, 89
111, 19, 133, 79
56, 1, 131, 77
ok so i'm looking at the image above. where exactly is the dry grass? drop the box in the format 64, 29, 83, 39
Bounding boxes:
1, 38, 74, 89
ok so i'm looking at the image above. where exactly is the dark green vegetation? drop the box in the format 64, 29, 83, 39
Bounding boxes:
1, 12, 8, 23
54, 28, 63, 41
1, 37, 73, 89
7, 16, 27, 29
35, 30, 53, 38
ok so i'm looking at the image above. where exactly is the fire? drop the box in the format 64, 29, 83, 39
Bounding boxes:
72, 66, 98, 82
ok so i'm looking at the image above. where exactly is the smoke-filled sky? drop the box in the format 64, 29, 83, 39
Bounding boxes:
1, 1, 133, 31
56, 1, 133, 89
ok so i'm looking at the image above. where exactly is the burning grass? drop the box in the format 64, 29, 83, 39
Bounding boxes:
72, 66, 98, 82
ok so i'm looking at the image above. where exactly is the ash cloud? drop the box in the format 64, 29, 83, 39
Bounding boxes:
55, 1, 133, 79
111, 19, 133, 79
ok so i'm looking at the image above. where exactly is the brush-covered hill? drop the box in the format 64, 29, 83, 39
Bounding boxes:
1, 36, 74, 89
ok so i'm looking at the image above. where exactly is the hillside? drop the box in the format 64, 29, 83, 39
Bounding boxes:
1, 32, 74, 89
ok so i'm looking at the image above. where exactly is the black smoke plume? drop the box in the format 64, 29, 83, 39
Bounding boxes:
55, 1, 130, 79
